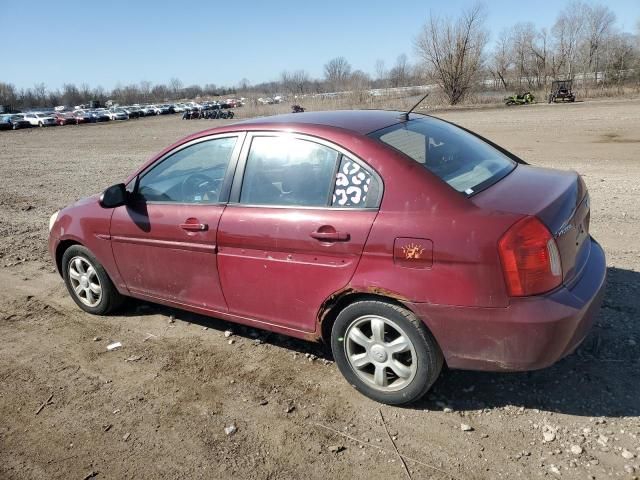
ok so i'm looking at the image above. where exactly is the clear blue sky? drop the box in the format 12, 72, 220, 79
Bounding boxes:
1, 0, 638, 91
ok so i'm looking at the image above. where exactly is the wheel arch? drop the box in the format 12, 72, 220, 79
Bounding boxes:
318, 288, 421, 344
55, 239, 82, 276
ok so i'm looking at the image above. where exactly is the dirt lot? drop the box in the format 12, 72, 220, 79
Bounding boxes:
1, 99, 639, 480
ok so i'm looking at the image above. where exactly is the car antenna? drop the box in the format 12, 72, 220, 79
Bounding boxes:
401, 91, 430, 121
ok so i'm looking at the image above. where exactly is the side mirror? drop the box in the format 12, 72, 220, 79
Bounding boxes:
99, 183, 127, 208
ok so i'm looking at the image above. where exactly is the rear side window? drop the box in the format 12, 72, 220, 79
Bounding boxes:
240, 136, 339, 207
239, 136, 381, 208
370, 117, 515, 195
332, 156, 374, 207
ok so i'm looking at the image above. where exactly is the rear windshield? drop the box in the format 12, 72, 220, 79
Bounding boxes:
369, 117, 516, 195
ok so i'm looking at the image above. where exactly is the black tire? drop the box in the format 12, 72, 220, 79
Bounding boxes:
39, 121, 43, 127
331, 300, 443, 405
62, 245, 125, 315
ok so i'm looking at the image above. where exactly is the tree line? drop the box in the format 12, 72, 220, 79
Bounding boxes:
1, 1, 638, 109
417, 1, 638, 104
0, 79, 236, 111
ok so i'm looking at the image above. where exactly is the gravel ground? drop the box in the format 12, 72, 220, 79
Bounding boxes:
0, 99, 639, 480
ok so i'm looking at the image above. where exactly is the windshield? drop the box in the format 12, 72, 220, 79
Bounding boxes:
369, 117, 516, 195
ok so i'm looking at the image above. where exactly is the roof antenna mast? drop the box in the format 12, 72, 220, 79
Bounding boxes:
401, 91, 430, 121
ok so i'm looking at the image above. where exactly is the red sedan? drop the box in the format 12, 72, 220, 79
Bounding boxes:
48, 110, 606, 404
53, 112, 77, 126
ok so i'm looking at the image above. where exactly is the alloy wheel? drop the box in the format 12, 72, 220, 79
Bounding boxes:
344, 315, 417, 392
68, 256, 102, 307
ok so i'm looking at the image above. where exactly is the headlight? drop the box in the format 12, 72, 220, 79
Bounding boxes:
49, 211, 59, 232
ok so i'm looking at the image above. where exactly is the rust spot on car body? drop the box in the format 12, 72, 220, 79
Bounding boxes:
365, 286, 409, 302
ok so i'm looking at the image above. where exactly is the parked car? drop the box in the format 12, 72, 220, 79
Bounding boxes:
143, 105, 161, 115
89, 109, 111, 122
157, 104, 173, 114
120, 106, 142, 119
53, 112, 77, 126
72, 110, 92, 124
5, 114, 32, 130
107, 108, 129, 121
24, 112, 56, 127
0, 114, 15, 130
48, 110, 606, 405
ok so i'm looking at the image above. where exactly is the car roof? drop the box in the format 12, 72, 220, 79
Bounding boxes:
235, 109, 411, 135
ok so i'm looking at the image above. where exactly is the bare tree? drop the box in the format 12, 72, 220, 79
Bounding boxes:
415, 3, 488, 105
324, 57, 352, 91
79, 83, 92, 102
389, 54, 411, 87
139, 81, 152, 102
583, 3, 616, 83
281, 70, 311, 95
489, 29, 512, 90
374, 59, 387, 86
61, 83, 83, 107
603, 32, 637, 88
348, 70, 372, 100
510, 23, 538, 88
237, 78, 250, 91
530, 28, 551, 87
0, 82, 18, 106
151, 84, 170, 101
552, 3, 586, 79
33, 83, 47, 106
169, 78, 184, 99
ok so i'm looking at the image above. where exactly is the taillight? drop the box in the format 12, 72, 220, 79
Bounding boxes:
498, 216, 562, 296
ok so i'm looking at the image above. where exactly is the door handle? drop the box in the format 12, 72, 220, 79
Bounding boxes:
310, 230, 350, 242
180, 221, 208, 231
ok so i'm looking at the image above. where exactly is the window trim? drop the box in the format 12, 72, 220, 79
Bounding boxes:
128, 132, 246, 205
228, 132, 383, 210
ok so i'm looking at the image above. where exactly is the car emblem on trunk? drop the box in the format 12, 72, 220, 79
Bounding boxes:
555, 223, 574, 238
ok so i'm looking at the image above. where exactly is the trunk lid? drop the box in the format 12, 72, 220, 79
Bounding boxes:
472, 165, 591, 285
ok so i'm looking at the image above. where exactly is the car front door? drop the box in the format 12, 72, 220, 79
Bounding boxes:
217, 133, 382, 334
110, 134, 243, 311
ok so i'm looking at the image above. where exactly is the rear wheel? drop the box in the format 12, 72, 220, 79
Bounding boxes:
331, 300, 443, 405
62, 245, 124, 315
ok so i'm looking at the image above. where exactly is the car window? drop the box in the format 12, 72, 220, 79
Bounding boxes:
137, 137, 237, 203
240, 136, 339, 207
332, 156, 377, 208
370, 117, 516, 195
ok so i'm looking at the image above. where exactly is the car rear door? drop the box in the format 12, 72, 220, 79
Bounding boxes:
110, 134, 244, 311
217, 133, 381, 334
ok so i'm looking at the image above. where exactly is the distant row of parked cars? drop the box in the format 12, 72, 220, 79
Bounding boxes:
0, 99, 243, 131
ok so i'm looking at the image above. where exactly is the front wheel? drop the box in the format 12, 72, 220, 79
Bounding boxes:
62, 245, 124, 315
331, 300, 443, 405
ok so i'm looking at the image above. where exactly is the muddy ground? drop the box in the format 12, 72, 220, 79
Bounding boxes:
0, 99, 639, 480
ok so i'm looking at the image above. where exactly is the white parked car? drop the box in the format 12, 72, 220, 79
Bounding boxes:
24, 112, 56, 127
184, 102, 202, 111
144, 105, 161, 115
107, 108, 129, 121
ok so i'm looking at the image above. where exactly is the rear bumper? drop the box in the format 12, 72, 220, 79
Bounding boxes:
408, 238, 606, 371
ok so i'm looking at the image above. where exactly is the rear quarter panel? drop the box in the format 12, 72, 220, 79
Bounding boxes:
346, 143, 522, 308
